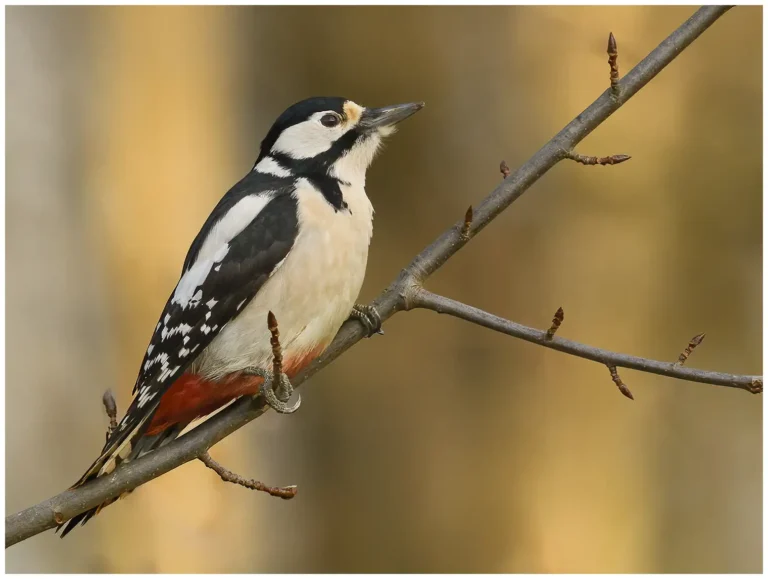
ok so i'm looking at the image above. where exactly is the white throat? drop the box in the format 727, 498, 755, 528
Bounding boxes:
329, 132, 383, 186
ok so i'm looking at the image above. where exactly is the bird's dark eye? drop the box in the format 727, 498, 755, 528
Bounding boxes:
320, 113, 341, 128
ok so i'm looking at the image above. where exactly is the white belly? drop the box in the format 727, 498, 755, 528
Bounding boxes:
194, 179, 373, 380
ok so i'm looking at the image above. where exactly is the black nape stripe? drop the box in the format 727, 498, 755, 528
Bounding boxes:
269, 131, 363, 213
303, 173, 350, 213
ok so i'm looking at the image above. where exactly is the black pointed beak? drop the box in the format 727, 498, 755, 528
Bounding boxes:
359, 102, 424, 131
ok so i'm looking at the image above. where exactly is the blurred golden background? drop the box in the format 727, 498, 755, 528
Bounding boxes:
6, 5, 762, 573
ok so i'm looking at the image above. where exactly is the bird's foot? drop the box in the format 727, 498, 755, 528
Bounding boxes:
350, 304, 384, 337
242, 311, 301, 414
243, 367, 301, 414
263, 369, 301, 414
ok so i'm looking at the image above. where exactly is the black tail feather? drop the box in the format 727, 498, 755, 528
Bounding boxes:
55, 471, 103, 537
56, 422, 189, 537
57, 506, 99, 537
129, 423, 186, 460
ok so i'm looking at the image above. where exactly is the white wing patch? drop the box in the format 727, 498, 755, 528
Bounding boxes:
172, 193, 274, 308
197, 194, 275, 263
172, 244, 229, 308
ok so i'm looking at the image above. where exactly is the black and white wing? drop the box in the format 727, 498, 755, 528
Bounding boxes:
78, 175, 299, 482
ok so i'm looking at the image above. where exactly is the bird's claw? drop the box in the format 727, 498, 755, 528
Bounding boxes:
263, 370, 301, 414
350, 304, 384, 338
243, 367, 301, 414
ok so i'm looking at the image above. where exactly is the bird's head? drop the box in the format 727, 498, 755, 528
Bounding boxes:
255, 97, 423, 183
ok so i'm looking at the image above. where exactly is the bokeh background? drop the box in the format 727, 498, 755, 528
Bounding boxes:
6, 5, 762, 573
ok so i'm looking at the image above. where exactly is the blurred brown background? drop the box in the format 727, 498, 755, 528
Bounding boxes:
6, 5, 762, 573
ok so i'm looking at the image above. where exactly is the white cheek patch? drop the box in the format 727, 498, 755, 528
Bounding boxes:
272, 118, 340, 159
272, 112, 354, 159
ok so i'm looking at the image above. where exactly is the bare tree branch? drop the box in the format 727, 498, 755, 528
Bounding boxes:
410, 289, 760, 394
6, 5, 747, 549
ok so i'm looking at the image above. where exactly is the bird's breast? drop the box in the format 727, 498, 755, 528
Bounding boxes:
194, 179, 373, 380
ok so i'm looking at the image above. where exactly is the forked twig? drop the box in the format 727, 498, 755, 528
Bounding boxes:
411, 288, 759, 395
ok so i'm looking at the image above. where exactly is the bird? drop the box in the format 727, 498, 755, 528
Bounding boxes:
57, 96, 424, 536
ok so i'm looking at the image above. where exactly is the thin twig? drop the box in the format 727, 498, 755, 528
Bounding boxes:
675, 333, 706, 365
102, 390, 118, 442
199, 452, 297, 500
564, 151, 631, 166
5, 7, 740, 548
608, 32, 620, 95
411, 288, 759, 393
200, 314, 296, 496
545, 307, 564, 339
266, 310, 293, 405
608, 365, 634, 400
267, 311, 283, 378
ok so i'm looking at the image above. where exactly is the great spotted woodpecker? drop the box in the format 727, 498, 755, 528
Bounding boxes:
58, 97, 423, 535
